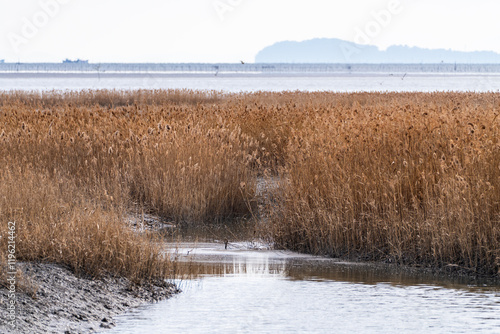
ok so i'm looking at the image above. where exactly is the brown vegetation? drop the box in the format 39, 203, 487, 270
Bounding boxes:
0, 89, 253, 284
269, 92, 500, 277
0, 90, 498, 280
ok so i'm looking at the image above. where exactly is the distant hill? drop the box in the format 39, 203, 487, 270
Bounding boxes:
255, 38, 500, 63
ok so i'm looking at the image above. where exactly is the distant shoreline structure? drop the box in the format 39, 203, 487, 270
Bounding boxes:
0, 62, 500, 74
62, 59, 89, 64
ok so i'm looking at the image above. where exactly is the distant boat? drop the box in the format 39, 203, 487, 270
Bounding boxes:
63, 59, 88, 64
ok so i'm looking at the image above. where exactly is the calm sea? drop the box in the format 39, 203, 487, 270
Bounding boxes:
0, 63, 499, 92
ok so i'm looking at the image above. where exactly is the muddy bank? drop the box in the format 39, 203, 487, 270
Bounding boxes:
0, 262, 177, 334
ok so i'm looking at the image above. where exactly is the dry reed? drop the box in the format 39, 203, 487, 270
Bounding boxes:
0, 90, 498, 281
269, 92, 500, 277
0, 89, 255, 284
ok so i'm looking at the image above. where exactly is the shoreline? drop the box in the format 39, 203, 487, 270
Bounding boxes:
334, 253, 500, 286
0, 262, 178, 334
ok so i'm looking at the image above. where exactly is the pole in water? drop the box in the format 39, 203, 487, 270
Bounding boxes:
224, 239, 228, 250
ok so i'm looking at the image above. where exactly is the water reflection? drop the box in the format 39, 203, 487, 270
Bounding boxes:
104, 243, 500, 334
173, 258, 287, 279
170, 243, 499, 292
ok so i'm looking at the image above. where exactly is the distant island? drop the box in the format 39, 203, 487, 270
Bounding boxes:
255, 38, 500, 63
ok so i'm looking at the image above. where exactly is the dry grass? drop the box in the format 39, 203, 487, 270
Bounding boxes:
269, 92, 500, 276
0, 165, 172, 284
0, 88, 222, 108
0, 89, 255, 284
0, 90, 499, 281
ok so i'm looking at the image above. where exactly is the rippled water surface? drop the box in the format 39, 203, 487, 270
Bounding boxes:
104, 242, 500, 334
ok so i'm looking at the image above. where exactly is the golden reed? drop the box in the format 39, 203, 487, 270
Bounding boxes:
0, 90, 498, 280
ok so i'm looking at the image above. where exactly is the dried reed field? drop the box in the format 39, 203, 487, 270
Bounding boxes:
268, 91, 500, 277
0, 90, 499, 280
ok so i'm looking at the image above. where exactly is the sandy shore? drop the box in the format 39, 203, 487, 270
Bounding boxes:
0, 262, 178, 333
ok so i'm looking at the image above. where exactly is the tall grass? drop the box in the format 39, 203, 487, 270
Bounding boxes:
0, 90, 498, 280
0, 167, 170, 283
0, 89, 255, 283
0, 91, 257, 222
270, 92, 500, 276
0, 88, 222, 108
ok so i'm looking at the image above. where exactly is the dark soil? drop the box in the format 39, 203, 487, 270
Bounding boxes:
0, 262, 178, 334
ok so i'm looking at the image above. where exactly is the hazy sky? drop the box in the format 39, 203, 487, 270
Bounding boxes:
1, 0, 499, 63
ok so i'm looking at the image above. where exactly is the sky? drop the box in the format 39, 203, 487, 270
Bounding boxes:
0, 0, 499, 63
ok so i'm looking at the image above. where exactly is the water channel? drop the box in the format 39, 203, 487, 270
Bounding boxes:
104, 232, 500, 334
